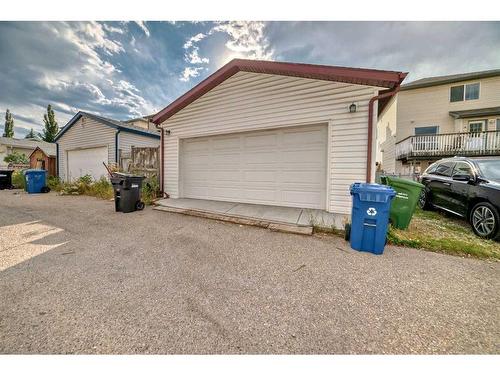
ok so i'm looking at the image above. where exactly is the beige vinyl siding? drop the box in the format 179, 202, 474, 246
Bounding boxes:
57, 117, 115, 181
118, 132, 160, 157
376, 96, 398, 173
396, 75, 500, 142
159, 71, 379, 214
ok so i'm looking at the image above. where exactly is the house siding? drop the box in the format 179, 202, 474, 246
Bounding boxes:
57, 117, 116, 181
159, 71, 379, 215
118, 132, 160, 158
376, 75, 500, 174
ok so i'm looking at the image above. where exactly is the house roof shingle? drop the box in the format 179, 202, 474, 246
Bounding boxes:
55, 111, 160, 141
401, 69, 500, 91
449, 106, 500, 119
0, 137, 56, 156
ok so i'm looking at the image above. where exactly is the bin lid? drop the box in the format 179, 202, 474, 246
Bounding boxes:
23, 169, 47, 175
350, 182, 396, 202
382, 176, 424, 188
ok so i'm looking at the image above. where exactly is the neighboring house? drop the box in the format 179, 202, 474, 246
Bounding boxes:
377, 69, 500, 175
29, 146, 57, 176
0, 137, 55, 167
152, 59, 406, 215
124, 115, 157, 132
55, 112, 160, 181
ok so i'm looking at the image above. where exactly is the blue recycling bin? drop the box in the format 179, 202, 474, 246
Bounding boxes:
24, 169, 48, 194
347, 183, 396, 255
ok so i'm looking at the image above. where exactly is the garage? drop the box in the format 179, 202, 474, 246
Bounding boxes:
181, 124, 327, 209
67, 146, 108, 181
153, 59, 406, 216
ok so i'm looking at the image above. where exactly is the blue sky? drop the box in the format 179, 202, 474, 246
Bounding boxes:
1, 21, 499, 137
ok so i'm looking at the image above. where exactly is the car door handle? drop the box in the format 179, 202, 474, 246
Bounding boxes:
443, 182, 451, 186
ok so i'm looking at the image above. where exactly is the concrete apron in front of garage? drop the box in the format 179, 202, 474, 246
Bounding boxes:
154, 198, 346, 235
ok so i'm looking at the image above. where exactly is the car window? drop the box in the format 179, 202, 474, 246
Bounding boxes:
432, 162, 454, 177
425, 163, 438, 174
452, 162, 473, 177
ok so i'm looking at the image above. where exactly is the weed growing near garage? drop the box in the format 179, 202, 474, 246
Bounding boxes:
387, 208, 500, 260
11, 170, 25, 189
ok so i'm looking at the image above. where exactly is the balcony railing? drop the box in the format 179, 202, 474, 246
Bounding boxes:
395, 130, 500, 160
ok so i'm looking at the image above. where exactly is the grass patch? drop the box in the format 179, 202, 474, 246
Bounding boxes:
388, 208, 500, 260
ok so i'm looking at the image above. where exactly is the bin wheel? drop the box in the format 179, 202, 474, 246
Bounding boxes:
41, 186, 51, 193
136, 201, 145, 211
344, 223, 351, 241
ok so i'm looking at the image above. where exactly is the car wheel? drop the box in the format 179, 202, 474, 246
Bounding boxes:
470, 202, 499, 240
418, 189, 432, 210
136, 201, 145, 211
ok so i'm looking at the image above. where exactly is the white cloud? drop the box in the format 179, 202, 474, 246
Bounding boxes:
211, 21, 273, 60
135, 21, 150, 37
103, 24, 125, 34
183, 33, 206, 49
179, 67, 204, 82
185, 47, 209, 64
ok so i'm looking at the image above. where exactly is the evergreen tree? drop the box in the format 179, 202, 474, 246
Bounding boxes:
40, 104, 59, 142
3, 109, 14, 138
25, 128, 37, 139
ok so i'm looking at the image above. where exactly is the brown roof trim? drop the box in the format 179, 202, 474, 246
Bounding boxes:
152, 59, 407, 124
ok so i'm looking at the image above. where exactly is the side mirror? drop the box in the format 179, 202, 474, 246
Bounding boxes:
452, 174, 472, 182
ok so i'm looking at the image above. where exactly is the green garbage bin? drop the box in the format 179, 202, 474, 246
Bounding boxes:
380, 176, 424, 230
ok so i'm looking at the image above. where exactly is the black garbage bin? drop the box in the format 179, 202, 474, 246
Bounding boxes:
0, 169, 14, 190
110, 172, 145, 213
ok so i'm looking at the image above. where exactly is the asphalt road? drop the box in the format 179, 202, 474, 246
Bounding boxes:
0, 190, 498, 354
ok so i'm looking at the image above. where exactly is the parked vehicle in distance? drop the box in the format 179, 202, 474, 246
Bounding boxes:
418, 156, 500, 239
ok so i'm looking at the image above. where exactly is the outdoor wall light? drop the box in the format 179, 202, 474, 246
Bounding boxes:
349, 103, 357, 113
165, 129, 171, 135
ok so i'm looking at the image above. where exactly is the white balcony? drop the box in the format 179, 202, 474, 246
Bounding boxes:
395, 131, 500, 160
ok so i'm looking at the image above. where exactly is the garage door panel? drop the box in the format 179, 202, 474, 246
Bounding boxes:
67, 146, 108, 182
244, 170, 277, 182
244, 133, 278, 148
282, 128, 326, 146
181, 124, 327, 209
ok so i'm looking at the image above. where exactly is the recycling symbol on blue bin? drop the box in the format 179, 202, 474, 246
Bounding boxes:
367, 207, 377, 216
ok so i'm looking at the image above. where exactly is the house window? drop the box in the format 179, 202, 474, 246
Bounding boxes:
465, 83, 480, 100
469, 121, 484, 133
450, 83, 480, 102
414, 126, 438, 135
497, 119, 500, 131
450, 85, 464, 102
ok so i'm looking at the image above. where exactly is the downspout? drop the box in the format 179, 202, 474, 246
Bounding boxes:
155, 123, 164, 195
56, 143, 59, 178
115, 129, 121, 165
366, 84, 403, 182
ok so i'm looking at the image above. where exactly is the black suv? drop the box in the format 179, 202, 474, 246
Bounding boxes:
419, 157, 500, 239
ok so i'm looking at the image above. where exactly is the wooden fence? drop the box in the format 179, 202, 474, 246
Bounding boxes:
125, 146, 160, 180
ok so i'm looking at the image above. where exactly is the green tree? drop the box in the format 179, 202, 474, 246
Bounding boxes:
3, 109, 14, 138
25, 128, 37, 139
40, 104, 58, 142
4, 151, 28, 164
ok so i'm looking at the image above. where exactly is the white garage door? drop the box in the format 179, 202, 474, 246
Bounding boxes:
180, 124, 327, 209
67, 146, 108, 181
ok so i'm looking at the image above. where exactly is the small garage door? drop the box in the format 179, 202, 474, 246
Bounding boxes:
180, 124, 327, 209
67, 146, 108, 181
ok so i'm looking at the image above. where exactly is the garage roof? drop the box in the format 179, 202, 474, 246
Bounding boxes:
152, 59, 407, 124
55, 111, 160, 141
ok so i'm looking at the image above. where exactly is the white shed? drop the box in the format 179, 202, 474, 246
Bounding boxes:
55, 112, 160, 181
153, 59, 406, 215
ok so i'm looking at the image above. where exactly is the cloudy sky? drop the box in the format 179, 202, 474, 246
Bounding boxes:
0, 21, 499, 137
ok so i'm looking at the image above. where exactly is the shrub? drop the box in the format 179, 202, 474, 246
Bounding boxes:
11, 170, 25, 189
142, 176, 160, 205
47, 176, 62, 191
87, 177, 113, 200
4, 151, 29, 164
